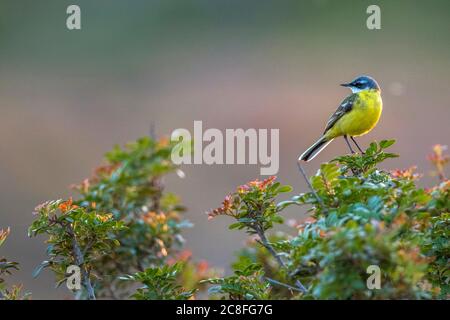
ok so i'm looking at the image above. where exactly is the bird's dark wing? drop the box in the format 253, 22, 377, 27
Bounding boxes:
323, 93, 357, 134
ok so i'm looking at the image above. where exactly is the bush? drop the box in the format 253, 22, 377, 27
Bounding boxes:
1, 136, 446, 300
29, 199, 126, 299
28, 136, 203, 299
206, 141, 449, 299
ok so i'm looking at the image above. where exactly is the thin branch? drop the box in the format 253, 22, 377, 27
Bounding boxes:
254, 225, 307, 293
82, 238, 95, 257
255, 229, 286, 269
266, 277, 303, 292
149, 122, 156, 140
297, 161, 325, 208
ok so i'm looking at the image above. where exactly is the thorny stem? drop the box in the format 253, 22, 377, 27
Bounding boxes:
254, 224, 307, 294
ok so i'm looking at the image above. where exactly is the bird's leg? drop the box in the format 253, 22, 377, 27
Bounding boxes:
343, 135, 355, 154
350, 136, 365, 154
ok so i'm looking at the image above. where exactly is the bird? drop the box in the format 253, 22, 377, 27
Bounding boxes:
299, 75, 383, 162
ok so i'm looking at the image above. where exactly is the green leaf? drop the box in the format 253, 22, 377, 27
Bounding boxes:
55, 277, 68, 289
311, 175, 325, 192
32, 261, 50, 278
379, 139, 395, 149
229, 222, 243, 230
367, 196, 383, 212
277, 200, 299, 210
271, 215, 284, 224
383, 152, 399, 159
322, 163, 339, 179
277, 185, 293, 193
366, 142, 378, 155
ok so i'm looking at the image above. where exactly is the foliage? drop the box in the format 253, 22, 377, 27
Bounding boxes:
75, 137, 193, 298
208, 141, 449, 299
25, 135, 449, 300
167, 250, 219, 294
428, 144, 449, 181
201, 263, 271, 300
29, 136, 210, 299
418, 210, 449, 297
120, 263, 196, 300
333, 139, 398, 174
29, 199, 125, 299
207, 176, 291, 234
230, 234, 295, 298
300, 221, 428, 299
1, 228, 17, 294
0, 228, 29, 300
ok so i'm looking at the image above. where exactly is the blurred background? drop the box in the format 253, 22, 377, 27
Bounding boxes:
0, 0, 449, 299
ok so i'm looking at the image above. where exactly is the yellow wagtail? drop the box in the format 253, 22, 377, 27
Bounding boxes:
299, 75, 383, 162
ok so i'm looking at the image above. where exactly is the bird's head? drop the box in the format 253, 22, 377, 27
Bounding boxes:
341, 75, 380, 93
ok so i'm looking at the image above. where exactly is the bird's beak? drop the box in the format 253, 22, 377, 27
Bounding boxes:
340, 83, 351, 87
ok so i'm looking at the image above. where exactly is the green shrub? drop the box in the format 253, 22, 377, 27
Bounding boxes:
28, 136, 198, 299
208, 141, 449, 299
19, 137, 448, 300
29, 199, 125, 299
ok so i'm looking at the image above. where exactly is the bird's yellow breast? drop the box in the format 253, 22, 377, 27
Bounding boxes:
326, 90, 382, 139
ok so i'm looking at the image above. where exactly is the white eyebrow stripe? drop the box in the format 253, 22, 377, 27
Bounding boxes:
350, 87, 363, 93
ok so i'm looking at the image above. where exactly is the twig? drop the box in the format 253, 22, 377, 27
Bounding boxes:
254, 225, 307, 293
255, 229, 286, 269
266, 277, 303, 292
297, 161, 325, 208
149, 122, 156, 140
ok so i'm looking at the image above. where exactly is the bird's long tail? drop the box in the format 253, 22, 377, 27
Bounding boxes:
299, 136, 333, 162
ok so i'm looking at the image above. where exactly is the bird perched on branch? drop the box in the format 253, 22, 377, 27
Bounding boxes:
299, 75, 383, 162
